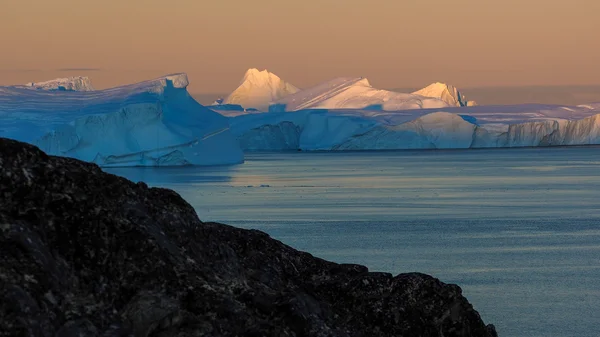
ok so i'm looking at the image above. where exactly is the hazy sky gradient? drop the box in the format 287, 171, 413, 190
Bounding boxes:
1, 0, 599, 93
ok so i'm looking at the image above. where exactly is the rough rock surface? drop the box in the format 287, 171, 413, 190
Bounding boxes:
0, 137, 498, 337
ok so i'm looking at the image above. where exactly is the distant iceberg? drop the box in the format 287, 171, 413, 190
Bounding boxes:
23, 76, 95, 91
223, 68, 299, 111
269, 77, 450, 112
217, 72, 475, 114
230, 104, 600, 151
0, 74, 243, 166
412, 82, 476, 107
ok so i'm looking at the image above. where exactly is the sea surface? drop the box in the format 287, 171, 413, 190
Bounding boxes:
106, 147, 600, 337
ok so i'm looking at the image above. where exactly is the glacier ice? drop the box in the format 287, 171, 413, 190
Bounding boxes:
7, 71, 600, 159
230, 103, 600, 151
0, 73, 243, 166
412, 82, 476, 107
221, 68, 299, 111
269, 77, 451, 112
216, 72, 474, 115
23, 76, 95, 91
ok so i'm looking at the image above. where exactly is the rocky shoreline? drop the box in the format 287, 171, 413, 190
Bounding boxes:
0, 137, 497, 337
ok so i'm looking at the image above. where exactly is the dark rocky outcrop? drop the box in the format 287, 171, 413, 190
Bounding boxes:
0, 137, 498, 337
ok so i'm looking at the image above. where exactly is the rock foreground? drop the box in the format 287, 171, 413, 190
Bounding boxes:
0, 138, 497, 337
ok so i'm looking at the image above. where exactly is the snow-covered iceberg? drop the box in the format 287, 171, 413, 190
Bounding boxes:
216, 71, 473, 115
0, 73, 243, 166
269, 77, 450, 112
23, 76, 95, 91
230, 103, 600, 151
412, 82, 476, 107
221, 68, 299, 111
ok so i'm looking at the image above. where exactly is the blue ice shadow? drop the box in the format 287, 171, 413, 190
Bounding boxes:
459, 114, 479, 125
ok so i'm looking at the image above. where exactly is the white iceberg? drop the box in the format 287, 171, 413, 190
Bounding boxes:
269, 77, 450, 112
0, 73, 243, 166
23, 76, 95, 91
230, 103, 600, 151
223, 68, 299, 111
412, 82, 476, 107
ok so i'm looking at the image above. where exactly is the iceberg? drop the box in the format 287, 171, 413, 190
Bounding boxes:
222, 68, 299, 111
218, 72, 472, 115
0, 73, 243, 166
230, 103, 600, 151
269, 77, 450, 112
412, 82, 476, 107
23, 76, 95, 91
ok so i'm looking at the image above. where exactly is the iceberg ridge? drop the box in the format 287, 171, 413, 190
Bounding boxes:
269, 77, 451, 112
23, 76, 95, 91
0, 73, 243, 166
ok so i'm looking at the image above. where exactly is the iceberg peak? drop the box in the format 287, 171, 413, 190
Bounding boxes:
243, 68, 272, 80
412, 82, 476, 107
223, 68, 299, 111
355, 77, 371, 87
152, 73, 189, 90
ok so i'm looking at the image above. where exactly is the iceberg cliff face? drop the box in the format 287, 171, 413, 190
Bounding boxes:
223, 68, 299, 111
269, 77, 450, 112
231, 103, 600, 151
0, 73, 243, 166
24, 76, 95, 91
335, 112, 477, 150
413, 82, 476, 107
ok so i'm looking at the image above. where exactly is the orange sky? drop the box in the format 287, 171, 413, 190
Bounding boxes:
1, 0, 599, 93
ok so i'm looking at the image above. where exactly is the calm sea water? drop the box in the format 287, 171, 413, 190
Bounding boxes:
106, 147, 600, 337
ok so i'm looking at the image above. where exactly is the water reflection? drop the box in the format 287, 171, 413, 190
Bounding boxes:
106, 165, 237, 185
